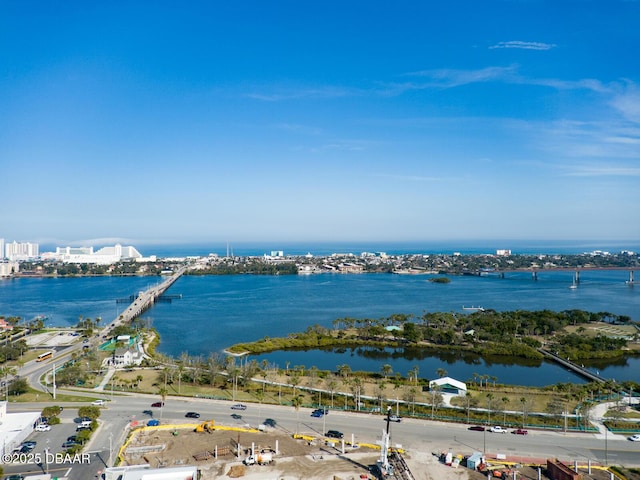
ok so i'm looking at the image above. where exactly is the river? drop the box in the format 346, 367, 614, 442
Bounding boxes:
2, 268, 638, 386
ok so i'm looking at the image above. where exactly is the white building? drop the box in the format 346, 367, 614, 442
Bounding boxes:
0, 238, 4, 259
5, 241, 39, 260
0, 401, 41, 456
428, 376, 467, 396
51, 244, 144, 264
102, 465, 199, 480
0, 260, 18, 277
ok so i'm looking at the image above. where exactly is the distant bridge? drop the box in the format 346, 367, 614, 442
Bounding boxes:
477, 266, 637, 284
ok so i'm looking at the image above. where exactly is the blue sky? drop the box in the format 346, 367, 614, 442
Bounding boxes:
1, 1, 639, 248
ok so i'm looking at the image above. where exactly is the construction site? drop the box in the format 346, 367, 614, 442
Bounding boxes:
112, 417, 640, 480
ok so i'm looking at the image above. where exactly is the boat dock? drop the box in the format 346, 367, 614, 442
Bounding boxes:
538, 349, 606, 383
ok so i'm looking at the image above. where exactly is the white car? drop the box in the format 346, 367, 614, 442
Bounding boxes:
629, 434, 640, 442
35, 424, 51, 432
489, 426, 508, 434
91, 399, 105, 406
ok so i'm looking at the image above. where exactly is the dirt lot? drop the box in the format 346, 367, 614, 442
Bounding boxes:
117, 425, 637, 480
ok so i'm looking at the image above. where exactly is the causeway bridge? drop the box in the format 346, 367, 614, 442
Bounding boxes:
482, 266, 638, 284
110, 265, 187, 329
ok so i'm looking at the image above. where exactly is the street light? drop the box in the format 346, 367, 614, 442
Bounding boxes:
109, 432, 113, 467
45, 438, 50, 473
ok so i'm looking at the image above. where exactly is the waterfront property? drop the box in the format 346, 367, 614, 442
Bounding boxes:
429, 376, 467, 396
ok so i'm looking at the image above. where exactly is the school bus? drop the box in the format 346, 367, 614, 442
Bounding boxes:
36, 351, 54, 362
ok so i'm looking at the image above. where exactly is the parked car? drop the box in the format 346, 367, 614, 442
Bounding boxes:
489, 426, 508, 434
66, 435, 79, 442
62, 440, 81, 448
35, 424, 51, 432
326, 430, 344, 439
468, 425, 485, 431
22, 441, 37, 449
512, 428, 528, 435
5, 475, 25, 480
629, 434, 640, 442
185, 411, 200, 419
91, 399, 105, 406
151, 401, 164, 407
231, 403, 247, 410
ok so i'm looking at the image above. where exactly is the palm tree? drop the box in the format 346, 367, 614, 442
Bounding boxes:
381, 364, 393, 380
327, 377, 338, 408
377, 381, 387, 412
436, 368, 447, 379
337, 364, 351, 379
430, 384, 442, 419
486, 393, 495, 424
410, 365, 419, 386
177, 363, 186, 394
520, 396, 528, 428
501, 396, 509, 425
291, 394, 304, 434
158, 386, 168, 420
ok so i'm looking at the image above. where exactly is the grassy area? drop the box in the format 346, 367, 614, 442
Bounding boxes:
5, 387, 102, 403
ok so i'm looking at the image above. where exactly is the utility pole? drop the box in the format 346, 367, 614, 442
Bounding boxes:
52, 364, 56, 400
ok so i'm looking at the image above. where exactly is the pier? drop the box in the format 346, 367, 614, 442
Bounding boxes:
538, 349, 606, 383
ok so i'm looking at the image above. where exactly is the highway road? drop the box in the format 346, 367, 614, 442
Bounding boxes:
5, 392, 639, 479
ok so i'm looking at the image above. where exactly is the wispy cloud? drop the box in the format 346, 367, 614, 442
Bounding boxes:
401, 65, 518, 87
610, 83, 640, 123
245, 86, 355, 101
273, 123, 323, 135
489, 41, 556, 51
562, 164, 640, 177
370, 173, 445, 182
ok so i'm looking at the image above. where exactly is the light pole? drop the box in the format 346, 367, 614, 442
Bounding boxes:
109, 432, 113, 467
45, 439, 50, 473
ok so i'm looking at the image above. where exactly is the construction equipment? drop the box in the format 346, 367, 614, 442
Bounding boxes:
194, 420, 215, 433
244, 451, 273, 465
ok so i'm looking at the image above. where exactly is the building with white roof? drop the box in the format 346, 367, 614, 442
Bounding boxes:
102, 465, 199, 480
0, 401, 41, 456
50, 244, 144, 264
428, 376, 467, 396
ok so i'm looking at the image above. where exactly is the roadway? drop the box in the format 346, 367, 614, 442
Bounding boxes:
4, 392, 639, 479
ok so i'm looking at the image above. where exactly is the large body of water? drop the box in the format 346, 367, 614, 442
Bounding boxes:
2, 261, 639, 386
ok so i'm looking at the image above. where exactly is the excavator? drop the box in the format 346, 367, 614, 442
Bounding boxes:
194, 420, 215, 433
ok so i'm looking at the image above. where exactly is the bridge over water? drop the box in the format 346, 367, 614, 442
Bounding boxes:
111, 266, 187, 328
538, 349, 606, 383
480, 266, 638, 284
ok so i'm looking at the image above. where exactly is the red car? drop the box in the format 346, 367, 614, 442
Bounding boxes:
512, 428, 528, 435
151, 401, 164, 407
468, 425, 485, 432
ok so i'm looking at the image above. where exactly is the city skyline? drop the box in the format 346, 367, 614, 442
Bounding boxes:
1, 1, 639, 246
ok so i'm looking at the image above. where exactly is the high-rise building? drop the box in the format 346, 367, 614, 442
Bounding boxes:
5, 241, 39, 260
0, 238, 4, 259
